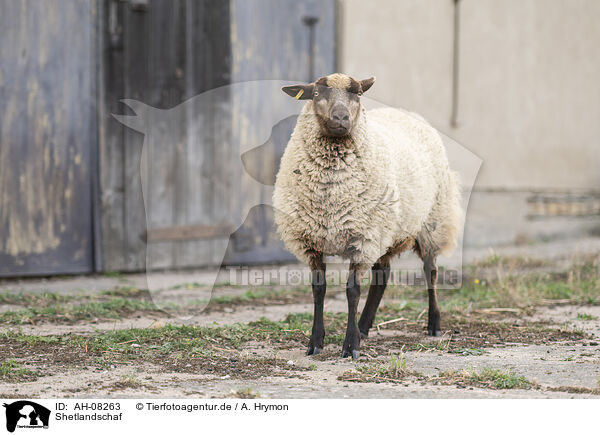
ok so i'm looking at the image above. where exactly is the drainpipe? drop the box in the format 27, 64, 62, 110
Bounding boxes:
451, 0, 461, 128
303, 16, 319, 82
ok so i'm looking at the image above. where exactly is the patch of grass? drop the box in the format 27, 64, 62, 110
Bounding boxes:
471, 253, 550, 269
211, 288, 279, 304
0, 312, 342, 370
1, 332, 62, 345
466, 257, 600, 309
0, 359, 37, 382
0, 291, 73, 307
407, 340, 452, 352
70, 324, 238, 357
362, 352, 409, 378
1, 325, 307, 380
247, 312, 346, 346
439, 366, 533, 390
557, 322, 585, 337
339, 349, 418, 383
171, 282, 203, 290
100, 286, 148, 298
64, 313, 342, 360
378, 257, 600, 321
231, 387, 261, 399
0, 298, 165, 325
473, 252, 503, 268
184, 287, 312, 312
205, 286, 312, 308
577, 312, 598, 321
547, 385, 600, 395
171, 281, 235, 290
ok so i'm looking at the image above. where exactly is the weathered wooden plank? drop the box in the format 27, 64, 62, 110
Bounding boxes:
145, 224, 235, 242
227, 0, 336, 264
170, 0, 233, 268
0, 0, 96, 276
102, 0, 233, 271
91, 0, 103, 272
122, 2, 150, 271
141, 0, 187, 270
99, 0, 127, 271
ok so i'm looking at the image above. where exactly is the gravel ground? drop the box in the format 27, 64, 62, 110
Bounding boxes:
1, 236, 599, 399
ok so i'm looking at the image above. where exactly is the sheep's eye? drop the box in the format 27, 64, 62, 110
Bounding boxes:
313, 91, 319, 97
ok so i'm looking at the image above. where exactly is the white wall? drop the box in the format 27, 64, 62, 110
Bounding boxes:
340, 0, 600, 190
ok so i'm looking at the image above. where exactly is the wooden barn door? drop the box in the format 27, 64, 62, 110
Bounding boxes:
100, 0, 233, 271
225, 0, 337, 265
0, 0, 98, 276
100, 0, 336, 271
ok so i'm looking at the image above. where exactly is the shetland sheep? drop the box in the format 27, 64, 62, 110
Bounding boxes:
273, 73, 462, 359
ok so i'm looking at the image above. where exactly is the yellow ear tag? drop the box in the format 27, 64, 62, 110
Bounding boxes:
295, 89, 304, 99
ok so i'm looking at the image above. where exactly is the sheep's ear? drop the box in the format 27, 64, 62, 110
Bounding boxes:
282, 84, 314, 100
359, 77, 376, 95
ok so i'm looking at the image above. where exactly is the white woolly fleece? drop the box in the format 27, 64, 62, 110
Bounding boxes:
273, 102, 462, 274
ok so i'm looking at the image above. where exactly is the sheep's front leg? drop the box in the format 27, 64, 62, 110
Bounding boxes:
424, 257, 441, 336
342, 265, 361, 359
307, 257, 326, 355
358, 258, 391, 338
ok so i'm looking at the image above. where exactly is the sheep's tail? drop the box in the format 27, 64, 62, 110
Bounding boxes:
416, 168, 463, 259
439, 169, 463, 256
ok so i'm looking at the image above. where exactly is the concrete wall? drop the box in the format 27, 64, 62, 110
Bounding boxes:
340, 0, 600, 247
339, 0, 600, 190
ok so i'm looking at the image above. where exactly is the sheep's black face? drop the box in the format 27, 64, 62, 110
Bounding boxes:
312, 84, 357, 137
282, 73, 375, 138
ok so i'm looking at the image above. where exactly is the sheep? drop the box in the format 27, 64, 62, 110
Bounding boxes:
273, 73, 462, 359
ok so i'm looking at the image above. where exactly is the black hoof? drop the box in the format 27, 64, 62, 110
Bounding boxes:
341, 331, 360, 359
341, 349, 360, 360
427, 310, 441, 337
306, 346, 322, 356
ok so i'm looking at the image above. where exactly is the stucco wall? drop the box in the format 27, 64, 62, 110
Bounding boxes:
339, 0, 600, 190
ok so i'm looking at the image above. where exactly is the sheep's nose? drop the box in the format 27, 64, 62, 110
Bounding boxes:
331, 106, 350, 122
327, 103, 351, 136
332, 112, 349, 122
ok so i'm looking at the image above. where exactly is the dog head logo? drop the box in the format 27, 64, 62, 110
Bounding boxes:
3, 401, 50, 432
112, 80, 481, 313
111, 81, 303, 314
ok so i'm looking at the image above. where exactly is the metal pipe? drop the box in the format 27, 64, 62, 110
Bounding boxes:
303, 16, 319, 82
451, 0, 461, 128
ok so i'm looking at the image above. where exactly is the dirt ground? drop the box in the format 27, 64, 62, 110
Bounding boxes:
1, 238, 600, 399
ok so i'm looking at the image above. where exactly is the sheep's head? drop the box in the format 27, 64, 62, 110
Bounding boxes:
282, 73, 375, 137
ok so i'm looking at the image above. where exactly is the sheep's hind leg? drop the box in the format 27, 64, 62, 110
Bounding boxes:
307, 256, 326, 355
358, 259, 391, 338
424, 256, 441, 336
342, 264, 361, 359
